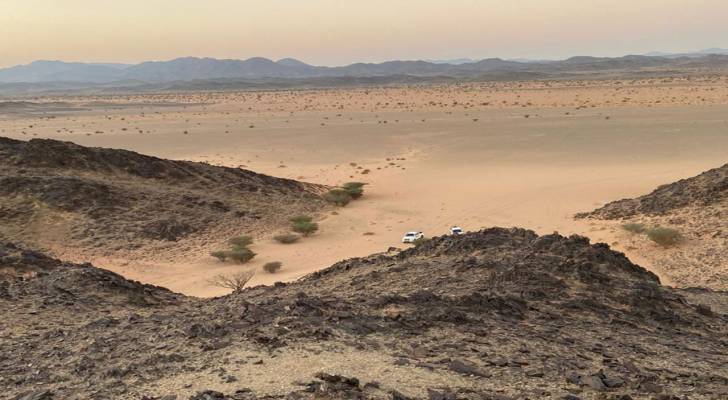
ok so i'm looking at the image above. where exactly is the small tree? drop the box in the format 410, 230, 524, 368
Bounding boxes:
209, 271, 255, 293
263, 261, 282, 274
342, 182, 367, 199
324, 189, 352, 206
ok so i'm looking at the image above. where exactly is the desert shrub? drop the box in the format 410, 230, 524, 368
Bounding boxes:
228, 235, 253, 249
209, 271, 254, 293
210, 251, 228, 262
621, 222, 646, 234
292, 221, 319, 236
646, 227, 682, 247
411, 237, 429, 247
263, 261, 282, 274
290, 215, 319, 236
228, 247, 256, 263
324, 188, 352, 206
342, 182, 367, 199
273, 233, 300, 244
290, 215, 313, 224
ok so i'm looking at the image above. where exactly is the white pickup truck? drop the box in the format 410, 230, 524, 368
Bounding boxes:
402, 231, 424, 243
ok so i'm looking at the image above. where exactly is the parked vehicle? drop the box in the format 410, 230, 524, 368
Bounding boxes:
450, 226, 464, 235
402, 231, 424, 243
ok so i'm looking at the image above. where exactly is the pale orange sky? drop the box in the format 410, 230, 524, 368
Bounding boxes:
1, 0, 727, 67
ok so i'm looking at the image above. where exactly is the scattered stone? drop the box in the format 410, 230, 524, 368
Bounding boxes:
449, 359, 491, 377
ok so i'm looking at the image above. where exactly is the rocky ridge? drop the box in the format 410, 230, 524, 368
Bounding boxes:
576, 164, 727, 220
2, 228, 727, 399
575, 163, 727, 290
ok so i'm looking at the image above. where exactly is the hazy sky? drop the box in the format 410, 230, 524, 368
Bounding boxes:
1, 0, 727, 67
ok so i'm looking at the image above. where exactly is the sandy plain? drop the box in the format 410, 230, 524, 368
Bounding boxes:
2, 77, 727, 296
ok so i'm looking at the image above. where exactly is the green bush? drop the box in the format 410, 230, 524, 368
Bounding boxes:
228, 235, 253, 249
621, 222, 646, 234
324, 188, 353, 206
289, 215, 319, 236
210, 251, 228, 262
273, 233, 300, 244
290, 215, 313, 224
212, 235, 256, 263
263, 261, 282, 274
292, 220, 319, 236
228, 248, 256, 263
342, 182, 367, 199
646, 227, 682, 247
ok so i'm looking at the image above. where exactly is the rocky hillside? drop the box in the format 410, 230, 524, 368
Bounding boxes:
576, 164, 727, 220
0, 137, 327, 259
576, 164, 727, 290
2, 229, 727, 399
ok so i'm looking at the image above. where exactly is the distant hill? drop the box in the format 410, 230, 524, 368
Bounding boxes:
645, 48, 728, 58
2, 53, 728, 87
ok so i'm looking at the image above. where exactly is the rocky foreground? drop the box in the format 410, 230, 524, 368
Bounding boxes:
576, 164, 727, 290
2, 228, 727, 399
0, 137, 326, 261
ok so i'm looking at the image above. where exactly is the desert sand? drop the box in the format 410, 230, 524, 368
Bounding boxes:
2, 77, 727, 296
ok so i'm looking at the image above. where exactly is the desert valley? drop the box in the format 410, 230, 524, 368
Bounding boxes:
1, 5, 728, 398
2, 77, 727, 295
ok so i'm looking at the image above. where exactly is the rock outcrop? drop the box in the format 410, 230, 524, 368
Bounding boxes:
2, 229, 727, 399
0, 137, 327, 258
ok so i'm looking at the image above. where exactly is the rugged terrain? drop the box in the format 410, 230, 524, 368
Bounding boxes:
0, 137, 327, 262
2, 228, 727, 399
577, 164, 727, 290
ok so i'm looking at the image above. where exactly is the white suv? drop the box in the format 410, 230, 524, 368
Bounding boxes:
450, 226, 464, 235
402, 231, 424, 243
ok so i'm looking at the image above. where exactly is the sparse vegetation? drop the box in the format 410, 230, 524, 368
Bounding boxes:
342, 182, 367, 199
291, 215, 319, 236
208, 271, 254, 293
621, 222, 647, 234
228, 247, 256, 263
263, 261, 282, 274
324, 188, 352, 206
273, 233, 300, 244
210, 251, 228, 262
620, 223, 682, 248
324, 182, 367, 206
228, 235, 253, 248
646, 226, 682, 247
211, 235, 256, 263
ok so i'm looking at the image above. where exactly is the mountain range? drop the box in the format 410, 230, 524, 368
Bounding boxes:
2, 49, 728, 85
